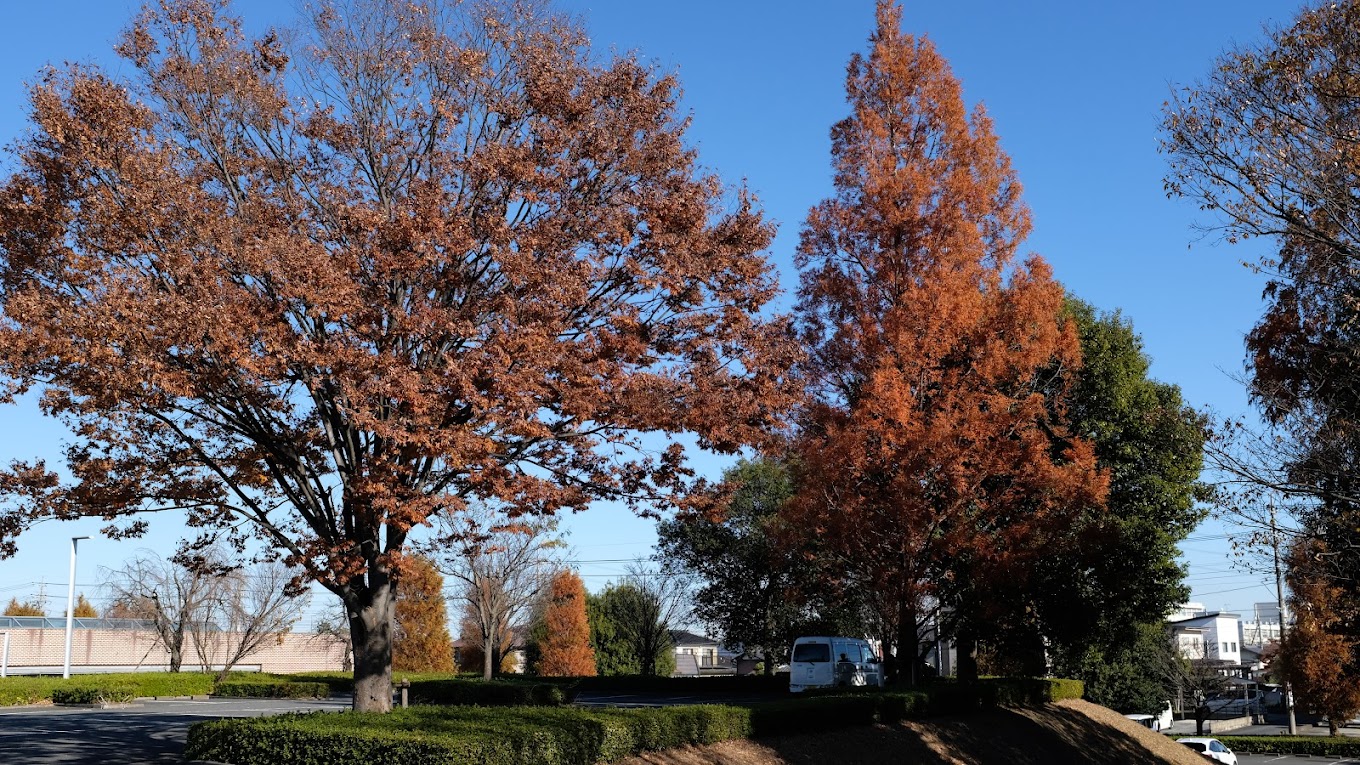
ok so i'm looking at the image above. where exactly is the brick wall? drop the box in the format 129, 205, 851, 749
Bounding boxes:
1, 626, 348, 674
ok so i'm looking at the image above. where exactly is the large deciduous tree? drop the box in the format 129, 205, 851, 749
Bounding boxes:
0, 0, 792, 710
787, 0, 1105, 681
392, 555, 455, 673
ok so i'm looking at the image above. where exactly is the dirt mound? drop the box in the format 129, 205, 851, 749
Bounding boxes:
614, 699, 1206, 765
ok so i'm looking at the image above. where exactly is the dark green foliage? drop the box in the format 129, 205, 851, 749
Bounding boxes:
586, 586, 676, 677
408, 678, 565, 706
559, 674, 791, 697
1073, 623, 1179, 714
1214, 735, 1360, 757
213, 681, 330, 699
1034, 298, 1207, 675
51, 683, 136, 704
656, 459, 811, 672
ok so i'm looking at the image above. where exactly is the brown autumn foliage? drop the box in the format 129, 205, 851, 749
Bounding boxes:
787, 1, 1106, 679
537, 569, 596, 677
3, 597, 44, 617
0, 0, 794, 711
1277, 537, 1360, 735
392, 555, 454, 673
73, 593, 98, 618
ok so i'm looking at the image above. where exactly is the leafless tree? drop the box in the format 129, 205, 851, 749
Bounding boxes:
102, 550, 220, 672
434, 506, 562, 680
617, 559, 694, 677
191, 559, 310, 679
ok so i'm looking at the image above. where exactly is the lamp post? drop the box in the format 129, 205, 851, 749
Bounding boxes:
63, 536, 90, 679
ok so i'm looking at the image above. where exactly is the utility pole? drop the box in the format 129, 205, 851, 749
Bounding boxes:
1270, 504, 1297, 735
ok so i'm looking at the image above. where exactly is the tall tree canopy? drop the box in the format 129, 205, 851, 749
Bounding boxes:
1162, 0, 1360, 510
787, 0, 1106, 680
0, 0, 793, 710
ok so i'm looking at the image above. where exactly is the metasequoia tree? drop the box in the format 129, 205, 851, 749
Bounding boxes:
787, 1, 1105, 682
73, 593, 99, 618
534, 569, 595, 676
392, 555, 454, 673
0, 0, 792, 710
1277, 536, 1360, 735
2, 598, 44, 617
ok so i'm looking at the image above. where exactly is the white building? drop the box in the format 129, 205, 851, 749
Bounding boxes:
1167, 603, 1242, 666
1240, 602, 1288, 648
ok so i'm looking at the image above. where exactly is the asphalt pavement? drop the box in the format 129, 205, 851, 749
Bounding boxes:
0, 697, 348, 764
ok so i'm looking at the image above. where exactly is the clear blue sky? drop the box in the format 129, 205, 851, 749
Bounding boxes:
0, 0, 1298, 626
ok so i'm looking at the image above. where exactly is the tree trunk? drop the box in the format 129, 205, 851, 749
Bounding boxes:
482, 626, 495, 681
956, 627, 979, 682
895, 597, 918, 686
348, 580, 395, 713
168, 631, 184, 673
763, 649, 774, 676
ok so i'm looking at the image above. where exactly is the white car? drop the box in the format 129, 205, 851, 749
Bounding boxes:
1177, 737, 1237, 765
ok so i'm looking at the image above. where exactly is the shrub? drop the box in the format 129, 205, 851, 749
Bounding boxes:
52, 683, 135, 705
0, 672, 215, 706
1216, 735, 1360, 757
212, 681, 330, 699
557, 674, 791, 698
407, 678, 565, 706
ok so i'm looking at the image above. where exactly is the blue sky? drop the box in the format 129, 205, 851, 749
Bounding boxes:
0, 0, 1298, 626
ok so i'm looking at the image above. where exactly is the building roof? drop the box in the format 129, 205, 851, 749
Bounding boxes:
669, 629, 718, 648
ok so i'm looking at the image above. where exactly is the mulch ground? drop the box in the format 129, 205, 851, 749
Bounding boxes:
613, 699, 1208, 765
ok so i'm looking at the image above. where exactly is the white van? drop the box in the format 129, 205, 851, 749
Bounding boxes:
788, 636, 884, 693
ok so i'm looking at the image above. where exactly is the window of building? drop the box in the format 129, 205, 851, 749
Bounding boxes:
1222, 642, 1229, 653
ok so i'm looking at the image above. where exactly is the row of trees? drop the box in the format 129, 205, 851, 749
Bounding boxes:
0, 0, 1245, 714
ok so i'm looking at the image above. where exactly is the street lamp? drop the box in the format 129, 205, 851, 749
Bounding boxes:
63, 536, 90, 679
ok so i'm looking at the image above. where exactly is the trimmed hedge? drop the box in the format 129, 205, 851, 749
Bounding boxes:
185, 704, 754, 765
556, 674, 791, 697
408, 678, 566, 707
51, 683, 136, 705
0, 672, 216, 706
1216, 735, 1360, 757
213, 681, 330, 699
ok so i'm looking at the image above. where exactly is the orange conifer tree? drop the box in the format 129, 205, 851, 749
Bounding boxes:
537, 570, 596, 677
73, 593, 98, 618
392, 556, 454, 673
789, 1, 1106, 680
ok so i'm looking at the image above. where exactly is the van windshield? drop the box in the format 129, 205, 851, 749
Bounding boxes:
792, 643, 831, 663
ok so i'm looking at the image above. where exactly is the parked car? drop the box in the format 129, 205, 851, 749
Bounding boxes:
1177, 737, 1238, 765
1123, 714, 1159, 731
788, 636, 884, 693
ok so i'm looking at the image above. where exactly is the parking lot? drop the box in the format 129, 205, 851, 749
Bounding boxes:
0, 697, 348, 764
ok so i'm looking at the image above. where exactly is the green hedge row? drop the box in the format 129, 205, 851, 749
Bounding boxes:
51, 684, 136, 705
213, 681, 331, 700
408, 678, 566, 707
187, 704, 756, 765
0, 672, 216, 706
1217, 734, 1360, 757
554, 674, 791, 696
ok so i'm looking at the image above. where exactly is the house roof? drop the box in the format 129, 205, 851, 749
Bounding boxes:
669, 629, 718, 648
1167, 611, 1240, 627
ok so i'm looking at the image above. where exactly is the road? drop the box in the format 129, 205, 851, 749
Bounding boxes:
0, 697, 348, 764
